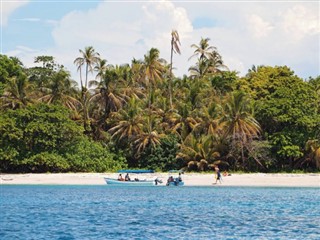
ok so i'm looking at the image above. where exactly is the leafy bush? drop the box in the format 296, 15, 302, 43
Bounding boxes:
0, 104, 127, 173
65, 137, 127, 172
21, 152, 70, 173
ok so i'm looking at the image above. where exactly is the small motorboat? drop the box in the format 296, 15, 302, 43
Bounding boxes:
166, 170, 185, 186
104, 169, 162, 186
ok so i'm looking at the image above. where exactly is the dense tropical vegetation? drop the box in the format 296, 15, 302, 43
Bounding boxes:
1, 35, 319, 173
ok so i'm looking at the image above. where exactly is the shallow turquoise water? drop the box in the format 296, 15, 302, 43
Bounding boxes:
0, 186, 319, 239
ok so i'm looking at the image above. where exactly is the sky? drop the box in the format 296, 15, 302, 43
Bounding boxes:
1, 0, 319, 84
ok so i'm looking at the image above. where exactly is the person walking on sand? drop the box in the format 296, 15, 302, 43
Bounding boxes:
214, 165, 222, 184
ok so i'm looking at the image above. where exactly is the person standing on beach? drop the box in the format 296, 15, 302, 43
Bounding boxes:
214, 165, 222, 184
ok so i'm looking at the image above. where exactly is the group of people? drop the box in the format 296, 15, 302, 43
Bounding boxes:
166, 173, 183, 186
117, 173, 131, 181
118, 168, 228, 185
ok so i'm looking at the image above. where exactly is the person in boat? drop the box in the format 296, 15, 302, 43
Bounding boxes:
118, 174, 124, 181
166, 176, 174, 185
178, 173, 182, 182
173, 173, 182, 186
125, 173, 131, 181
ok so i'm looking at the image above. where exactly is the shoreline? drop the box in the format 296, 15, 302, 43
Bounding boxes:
1, 173, 319, 187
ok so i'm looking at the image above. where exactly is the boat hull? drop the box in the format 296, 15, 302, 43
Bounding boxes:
104, 178, 159, 186
166, 181, 184, 186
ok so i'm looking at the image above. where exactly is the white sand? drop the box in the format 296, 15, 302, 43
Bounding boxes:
1, 173, 319, 187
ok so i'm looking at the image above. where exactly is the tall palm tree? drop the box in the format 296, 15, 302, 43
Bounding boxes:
169, 30, 181, 109
189, 37, 216, 61
74, 46, 100, 133
74, 46, 100, 90
189, 38, 227, 78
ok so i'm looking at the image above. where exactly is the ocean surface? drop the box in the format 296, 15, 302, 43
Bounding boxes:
0, 185, 319, 240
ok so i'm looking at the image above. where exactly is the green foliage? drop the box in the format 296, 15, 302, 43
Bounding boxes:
21, 152, 70, 172
270, 134, 303, 159
209, 71, 238, 94
0, 103, 126, 172
238, 66, 320, 170
239, 66, 319, 133
138, 135, 183, 171
0, 51, 319, 173
0, 55, 24, 84
65, 137, 127, 172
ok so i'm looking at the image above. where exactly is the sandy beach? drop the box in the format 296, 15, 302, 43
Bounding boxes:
1, 172, 319, 187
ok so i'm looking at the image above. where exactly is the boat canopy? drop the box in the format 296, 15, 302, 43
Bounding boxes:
168, 170, 184, 173
117, 169, 155, 174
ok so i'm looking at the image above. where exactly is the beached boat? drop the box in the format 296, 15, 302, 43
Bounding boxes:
104, 170, 162, 186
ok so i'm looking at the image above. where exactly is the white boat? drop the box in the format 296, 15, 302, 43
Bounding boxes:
104, 170, 162, 186
104, 178, 159, 186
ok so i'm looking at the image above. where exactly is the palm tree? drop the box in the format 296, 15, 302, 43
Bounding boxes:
177, 134, 222, 171
206, 50, 229, 74
74, 46, 100, 90
38, 69, 80, 111
143, 48, 165, 108
189, 37, 216, 61
298, 140, 320, 170
189, 38, 227, 78
194, 102, 223, 136
169, 30, 181, 108
221, 91, 261, 166
188, 58, 210, 79
0, 74, 33, 109
94, 59, 108, 81
108, 97, 143, 144
74, 46, 100, 133
170, 104, 198, 141
134, 115, 164, 156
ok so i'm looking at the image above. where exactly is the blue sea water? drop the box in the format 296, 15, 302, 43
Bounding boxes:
0, 185, 319, 240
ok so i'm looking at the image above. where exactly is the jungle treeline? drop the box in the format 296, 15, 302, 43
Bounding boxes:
1, 36, 319, 173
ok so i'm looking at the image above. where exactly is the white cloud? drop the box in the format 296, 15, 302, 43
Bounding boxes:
49, 0, 193, 81
281, 5, 320, 41
1, 1, 29, 26
247, 14, 274, 38
6, 1, 319, 82
14, 18, 40, 22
